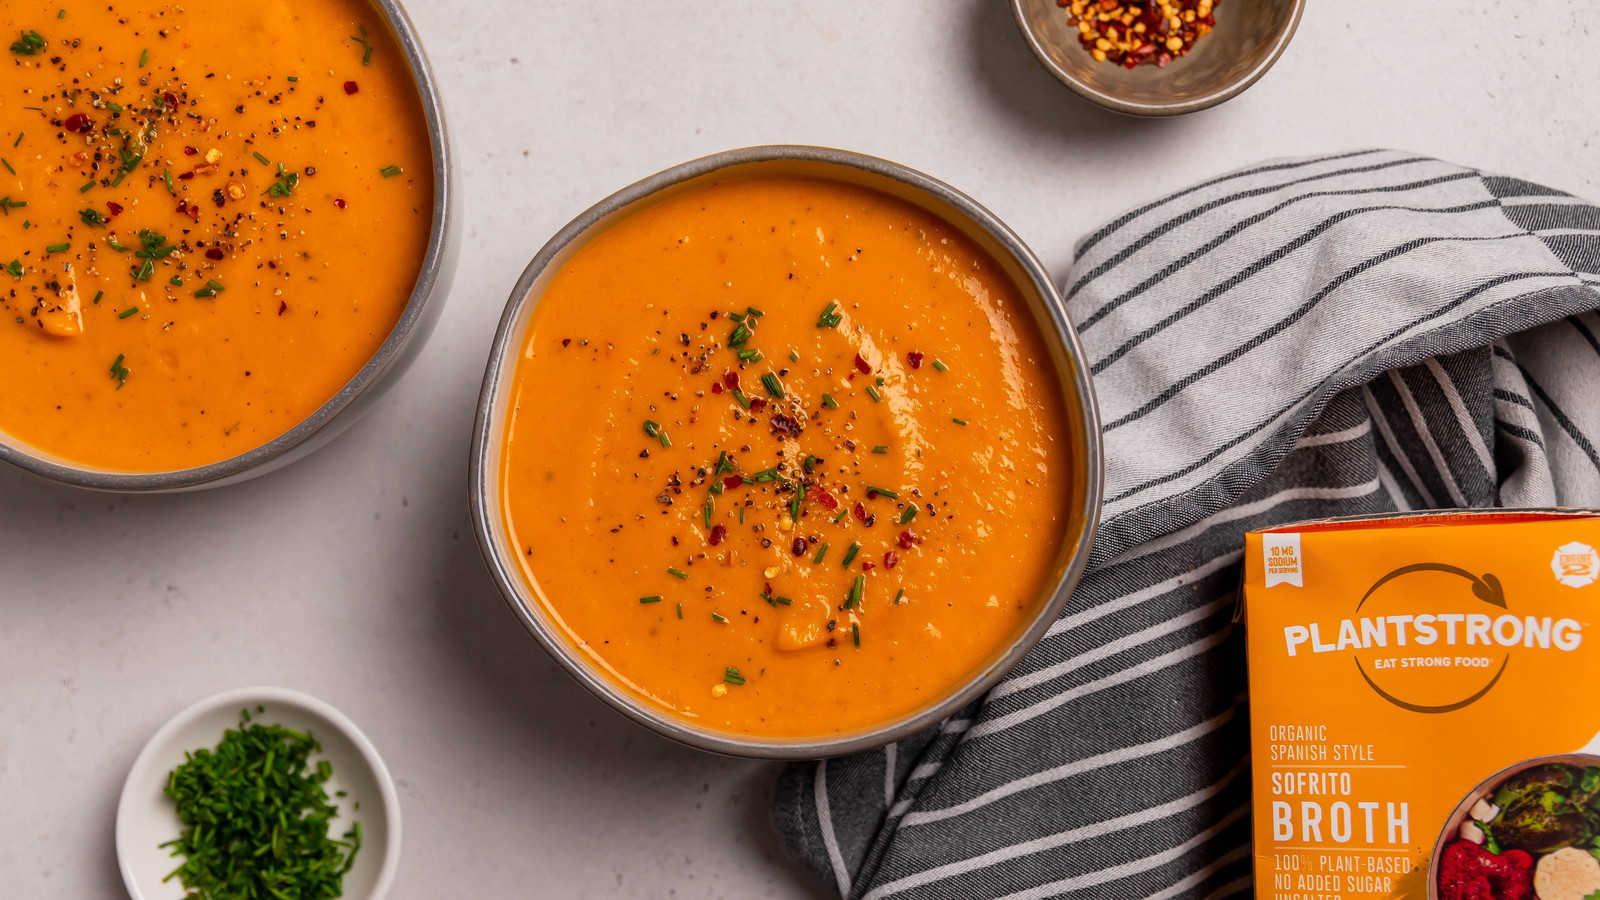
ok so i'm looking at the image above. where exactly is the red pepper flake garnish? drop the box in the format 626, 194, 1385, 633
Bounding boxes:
183, 146, 198, 156
105, 200, 124, 218
343, 81, 359, 95
1064, 0, 1217, 68
897, 529, 921, 549
205, 248, 224, 261
884, 551, 899, 569
816, 491, 838, 510
723, 371, 740, 390
708, 524, 727, 546
722, 475, 743, 490
854, 353, 872, 375
770, 414, 801, 436
748, 397, 768, 413
790, 538, 807, 557
163, 91, 178, 108
710, 382, 724, 394
333, 198, 347, 209
63, 113, 92, 133
906, 351, 924, 370
278, 301, 288, 315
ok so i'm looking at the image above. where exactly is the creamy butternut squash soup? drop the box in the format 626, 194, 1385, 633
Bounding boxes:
0, 1, 431, 471
500, 174, 1074, 738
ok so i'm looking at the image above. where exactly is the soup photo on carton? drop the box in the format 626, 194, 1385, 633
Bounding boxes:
1242, 510, 1600, 900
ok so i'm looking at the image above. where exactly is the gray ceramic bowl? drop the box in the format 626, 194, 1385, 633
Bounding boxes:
470, 145, 1104, 759
1012, 0, 1304, 116
0, 0, 459, 492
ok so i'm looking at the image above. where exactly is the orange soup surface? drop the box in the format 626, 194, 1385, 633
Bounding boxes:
0, 0, 432, 471
500, 174, 1077, 739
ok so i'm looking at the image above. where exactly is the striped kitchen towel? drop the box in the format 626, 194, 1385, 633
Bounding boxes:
772, 149, 1600, 899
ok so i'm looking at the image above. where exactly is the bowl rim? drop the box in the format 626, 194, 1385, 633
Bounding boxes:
1009, 0, 1306, 117
0, 0, 455, 492
114, 685, 402, 900
469, 144, 1105, 760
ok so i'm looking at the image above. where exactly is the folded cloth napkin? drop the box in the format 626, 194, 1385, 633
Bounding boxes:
773, 149, 1600, 900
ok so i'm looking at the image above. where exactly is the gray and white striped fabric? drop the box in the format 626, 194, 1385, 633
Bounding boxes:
772, 149, 1600, 900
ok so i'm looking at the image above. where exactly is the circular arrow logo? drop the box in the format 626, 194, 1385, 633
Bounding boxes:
1352, 563, 1510, 714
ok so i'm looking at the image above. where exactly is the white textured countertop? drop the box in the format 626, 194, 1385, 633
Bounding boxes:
4, 2, 1599, 897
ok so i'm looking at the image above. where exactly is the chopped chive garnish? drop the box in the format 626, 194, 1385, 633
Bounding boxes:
832, 508, 849, 524
840, 543, 861, 569
845, 575, 864, 609
728, 311, 746, 323
164, 168, 174, 193
11, 133, 21, 148
79, 180, 95, 193
1, 159, 12, 175
138, 48, 148, 67
105, 102, 120, 113
871, 446, 888, 454
728, 321, 752, 347
10, 31, 46, 56
643, 420, 661, 438
118, 306, 138, 319
816, 301, 842, 328
898, 506, 917, 525
712, 451, 732, 478
788, 349, 799, 362
676, 602, 683, 619
3, 259, 20, 278
703, 498, 714, 529
853, 623, 861, 647
813, 543, 829, 564
952, 417, 968, 426
932, 358, 949, 372
79, 208, 105, 227
864, 486, 899, 499
709, 481, 724, 496
639, 595, 662, 604
724, 667, 745, 685
752, 468, 779, 482
44, 242, 68, 253
252, 151, 271, 166
92, 290, 103, 305
287, 75, 299, 82
109, 353, 128, 388
894, 588, 906, 605
731, 389, 751, 410
746, 306, 764, 317
821, 393, 838, 410
789, 480, 804, 523
773, 596, 793, 606
378, 165, 402, 178
58, 9, 66, 18
350, 26, 374, 65
738, 506, 746, 524
760, 372, 783, 399
736, 348, 757, 361
0, 197, 24, 213
667, 567, 688, 580
169, 276, 183, 286
265, 167, 299, 198
865, 385, 882, 403
711, 613, 729, 624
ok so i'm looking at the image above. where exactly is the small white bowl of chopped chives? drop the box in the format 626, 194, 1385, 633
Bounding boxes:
116, 687, 400, 900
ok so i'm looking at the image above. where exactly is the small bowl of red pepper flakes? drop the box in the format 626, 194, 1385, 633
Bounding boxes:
1011, 0, 1304, 116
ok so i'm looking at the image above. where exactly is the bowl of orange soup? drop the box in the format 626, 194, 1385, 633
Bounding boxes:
0, 0, 456, 491
471, 146, 1102, 758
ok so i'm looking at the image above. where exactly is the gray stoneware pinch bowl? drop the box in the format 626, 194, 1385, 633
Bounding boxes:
0, 0, 459, 492
469, 145, 1105, 760
1012, 0, 1304, 116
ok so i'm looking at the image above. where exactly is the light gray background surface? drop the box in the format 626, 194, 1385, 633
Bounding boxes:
4, 2, 1598, 897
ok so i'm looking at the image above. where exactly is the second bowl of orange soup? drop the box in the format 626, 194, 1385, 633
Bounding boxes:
472, 146, 1102, 758
0, 0, 456, 490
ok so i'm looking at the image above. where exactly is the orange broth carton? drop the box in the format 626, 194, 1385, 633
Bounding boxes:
1244, 510, 1600, 900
